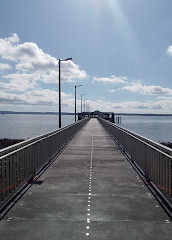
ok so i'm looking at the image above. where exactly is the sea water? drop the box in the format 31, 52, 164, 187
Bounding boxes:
0, 114, 172, 143
0, 114, 75, 139
120, 115, 172, 143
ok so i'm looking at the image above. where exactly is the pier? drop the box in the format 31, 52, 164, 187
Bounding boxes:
78, 110, 117, 123
0, 118, 172, 239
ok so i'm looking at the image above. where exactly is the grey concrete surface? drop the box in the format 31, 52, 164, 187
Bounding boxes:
0, 118, 171, 239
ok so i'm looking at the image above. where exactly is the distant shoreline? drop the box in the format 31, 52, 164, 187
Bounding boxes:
0, 111, 75, 115
0, 111, 172, 116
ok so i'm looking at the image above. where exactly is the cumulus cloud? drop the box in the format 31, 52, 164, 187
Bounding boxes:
122, 83, 172, 95
1, 73, 39, 91
88, 98, 171, 113
0, 33, 87, 91
0, 34, 56, 63
1, 34, 172, 113
93, 75, 128, 84
0, 89, 74, 107
117, 101, 163, 110
0, 33, 88, 110
107, 89, 115, 93
0, 63, 11, 70
157, 96, 172, 100
0, 84, 171, 113
4, 33, 20, 43
167, 45, 172, 56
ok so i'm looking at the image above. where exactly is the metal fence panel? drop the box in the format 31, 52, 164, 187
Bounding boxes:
0, 118, 89, 206
98, 118, 172, 203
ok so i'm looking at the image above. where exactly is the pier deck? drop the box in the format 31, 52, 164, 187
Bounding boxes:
0, 118, 171, 239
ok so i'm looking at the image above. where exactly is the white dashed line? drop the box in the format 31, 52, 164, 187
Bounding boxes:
85, 134, 94, 236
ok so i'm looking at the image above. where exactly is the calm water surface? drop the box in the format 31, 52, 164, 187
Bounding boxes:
0, 114, 172, 143
0, 114, 75, 139
120, 115, 172, 143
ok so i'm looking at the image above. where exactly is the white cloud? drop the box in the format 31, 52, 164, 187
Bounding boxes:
1, 86, 172, 113
1, 73, 39, 91
1, 34, 172, 114
0, 33, 87, 92
107, 89, 115, 93
167, 45, 172, 56
0, 89, 74, 107
93, 75, 128, 84
116, 101, 163, 110
122, 83, 172, 95
4, 33, 20, 43
0, 63, 11, 70
0, 34, 87, 110
88, 98, 172, 113
0, 34, 55, 63
157, 96, 172, 100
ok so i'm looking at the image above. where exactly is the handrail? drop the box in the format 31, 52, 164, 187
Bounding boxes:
0, 120, 87, 157
112, 121, 172, 157
0, 118, 90, 207
98, 117, 172, 205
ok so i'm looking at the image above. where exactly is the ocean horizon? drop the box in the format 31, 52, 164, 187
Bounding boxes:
1, 110, 172, 116
0, 114, 172, 143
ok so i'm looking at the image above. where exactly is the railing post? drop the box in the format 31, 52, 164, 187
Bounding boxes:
97, 117, 172, 204
0, 118, 90, 205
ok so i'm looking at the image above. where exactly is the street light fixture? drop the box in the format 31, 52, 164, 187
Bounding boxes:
75, 85, 82, 122
58, 57, 72, 128
81, 94, 85, 114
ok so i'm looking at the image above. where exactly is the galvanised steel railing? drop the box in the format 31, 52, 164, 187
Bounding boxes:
0, 118, 89, 206
98, 117, 172, 203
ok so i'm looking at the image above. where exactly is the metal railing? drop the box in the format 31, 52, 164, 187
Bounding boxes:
98, 118, 172, 204
0, 118, 89, 206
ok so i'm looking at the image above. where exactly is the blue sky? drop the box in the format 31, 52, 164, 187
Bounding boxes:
1, 0, 172, 113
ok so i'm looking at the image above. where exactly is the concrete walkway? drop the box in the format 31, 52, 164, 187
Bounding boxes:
0, 118, 171, 240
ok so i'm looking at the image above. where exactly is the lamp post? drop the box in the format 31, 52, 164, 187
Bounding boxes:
81, 94, 85, 114
75, 85, 82, 122
86, 102, 90, 112
85, 103, 87, 112
84, 99, 87, 113
58, 57, 72, 128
